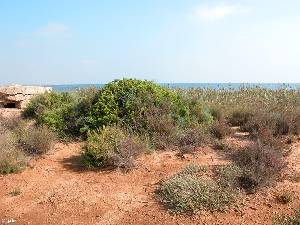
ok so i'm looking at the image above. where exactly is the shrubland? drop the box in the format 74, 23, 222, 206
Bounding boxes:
184, 87, 300, 139
23, 79, 216, 169
19, 79, 300, 215
22, 80, 299, 173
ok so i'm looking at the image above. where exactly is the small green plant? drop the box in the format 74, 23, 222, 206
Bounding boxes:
273, 208, 300, 225
8, 188, 21, 197
156, 164, 240, 213
276, 192, 294, 204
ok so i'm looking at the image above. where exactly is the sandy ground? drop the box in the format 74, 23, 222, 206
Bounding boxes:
0, 109, 21, 119
0, 134, 299, 225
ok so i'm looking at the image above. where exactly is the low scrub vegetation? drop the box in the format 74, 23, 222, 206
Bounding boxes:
229, 110, 253, 127
185, 87, 300, 137
156, 164, 241, 213
0, 118, 55, 174
232, 142, 285, 193
23, 79, 216, 169
21, 81, 296, 188
210, 120, 232, 139
0, 130, 26, 174
16, 125, 56, 155
273, 208, 300, 225
2, 80, 298, 220
81, 126, 146, 170
173, 125, 211, 153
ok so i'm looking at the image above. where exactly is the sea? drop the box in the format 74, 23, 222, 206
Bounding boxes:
50, 83, 300, 92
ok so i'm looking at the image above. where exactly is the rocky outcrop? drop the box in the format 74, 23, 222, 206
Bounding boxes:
0, 84, 52, 109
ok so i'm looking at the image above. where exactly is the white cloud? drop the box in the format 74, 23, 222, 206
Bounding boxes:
191, 3, 250, 22
34, 22, 71, 38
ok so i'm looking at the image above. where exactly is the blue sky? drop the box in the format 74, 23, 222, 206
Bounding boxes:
1, 0, 300, 84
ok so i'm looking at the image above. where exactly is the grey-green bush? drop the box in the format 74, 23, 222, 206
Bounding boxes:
157, 164, 240, 213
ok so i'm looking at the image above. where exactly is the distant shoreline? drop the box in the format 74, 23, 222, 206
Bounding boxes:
48, 83, 300, 92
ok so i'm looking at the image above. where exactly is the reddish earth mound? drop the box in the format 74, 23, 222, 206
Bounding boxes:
0, 138, 299, 225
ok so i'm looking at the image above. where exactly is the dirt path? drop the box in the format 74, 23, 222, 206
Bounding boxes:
0, 140, 299, 225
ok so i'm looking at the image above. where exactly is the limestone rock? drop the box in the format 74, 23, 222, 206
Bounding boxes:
0, 84, 52, 109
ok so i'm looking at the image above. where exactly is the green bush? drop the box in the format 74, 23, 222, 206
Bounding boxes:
23, 88, 98, 138
22, 92, 73, 120
188, 98, 214, 125
86, 79, 208, 133
81, 126, 146, 170
22, 92, 73, 135
23, 80, 213, 142
157, 164, 240, 213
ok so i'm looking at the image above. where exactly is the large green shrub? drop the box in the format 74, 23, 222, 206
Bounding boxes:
86, 79, 193, 133
23, 79, 213, 142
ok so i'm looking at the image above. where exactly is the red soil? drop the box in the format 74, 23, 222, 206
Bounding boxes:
0, 137, 299, 225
